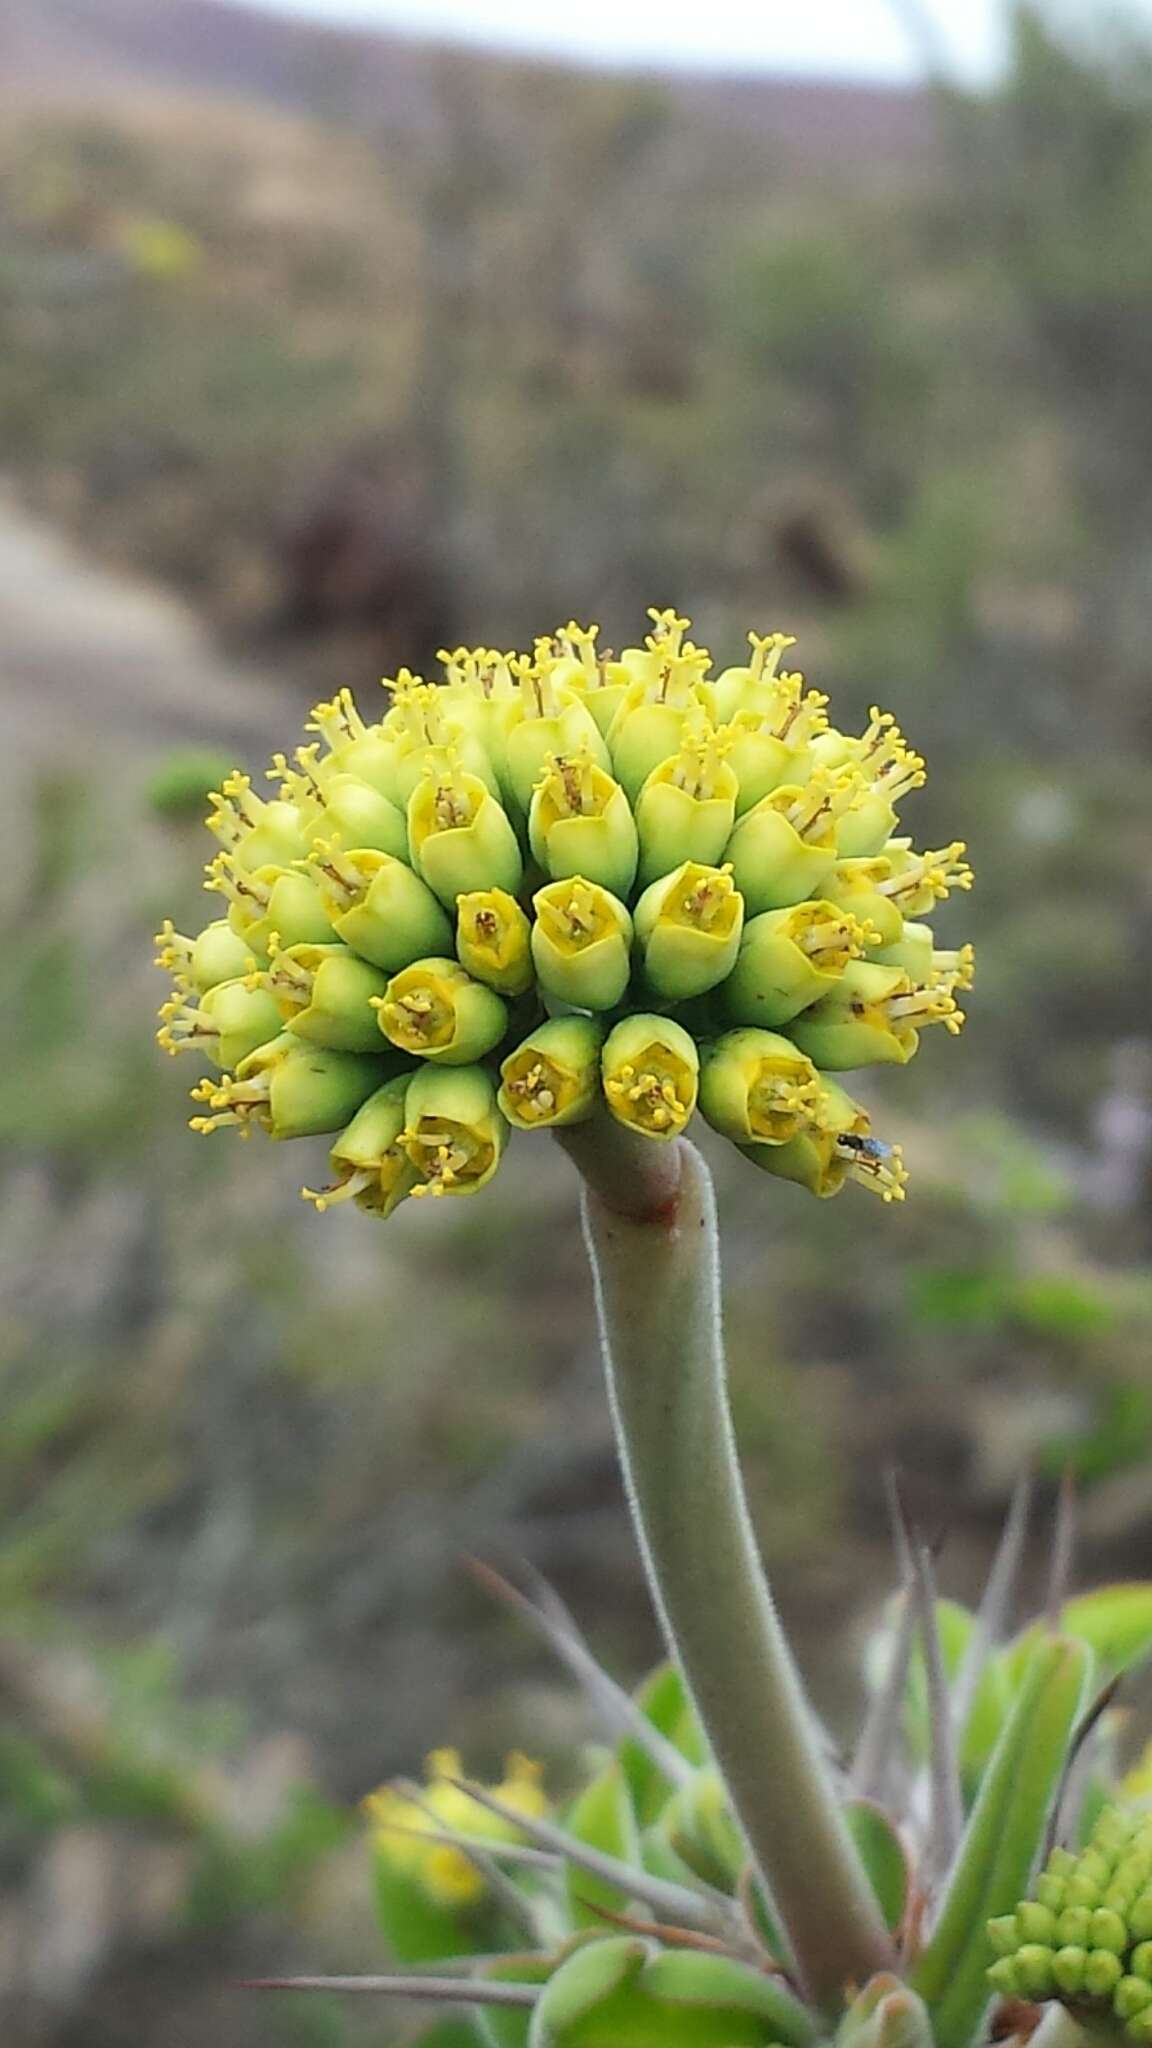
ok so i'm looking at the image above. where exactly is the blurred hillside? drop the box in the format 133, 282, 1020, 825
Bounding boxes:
2, 5, 1152, 2043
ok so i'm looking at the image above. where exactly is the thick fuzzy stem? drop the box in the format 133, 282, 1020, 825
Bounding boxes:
562, 1130, 894, 2011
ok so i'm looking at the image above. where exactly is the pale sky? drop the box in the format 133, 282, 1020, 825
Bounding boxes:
241, 0, 1014, 85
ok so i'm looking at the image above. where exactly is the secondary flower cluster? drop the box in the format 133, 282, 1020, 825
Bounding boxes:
156, 610, 973, 1215
989, 1809, 1152, 2040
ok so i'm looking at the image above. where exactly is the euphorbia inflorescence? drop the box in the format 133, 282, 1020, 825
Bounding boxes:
156, 611, 974, 1211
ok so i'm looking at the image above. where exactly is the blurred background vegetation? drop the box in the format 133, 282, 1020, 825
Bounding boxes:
2, 1, 1152, 2040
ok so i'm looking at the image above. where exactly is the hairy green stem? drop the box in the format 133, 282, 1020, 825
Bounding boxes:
557, 1125, 894, 2011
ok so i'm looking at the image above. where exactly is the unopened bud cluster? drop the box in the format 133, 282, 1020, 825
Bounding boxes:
156, 610, 973, 1214
988, 1808, 1152, 2038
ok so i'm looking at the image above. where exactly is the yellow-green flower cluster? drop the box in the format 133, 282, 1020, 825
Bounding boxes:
156, 610, 974, 1213
364, 1747, 548, 1909
988, 1808, 1152, 2039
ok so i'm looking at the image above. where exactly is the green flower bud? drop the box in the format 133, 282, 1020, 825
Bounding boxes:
721, 668, 829, 816
310, 844, 452, 970
712, 630, 798, 723
724, 769, 862, 914
634, 718, 738, 887
833, 710, 926, 859
985, 1958, 1020, 1998
262, 941, 390, 1052
740, 1078, 907, 1203
377, 957, 508, 1065
1132, 1896, 1152, 1943
552, 621, 628, 736
408, 749, 523, 907
1035, 1873, 1068, 1913
302, 1073, 416, 1218
155, 916, 258, 994
1066, 1874, 1103, 1908
1093, 1909, 1130, 1955
299, 764, 408, 861
820, 857, 905, 950
190, 1034, 385, 1140
306, 687, 407, 800
987, 1917, 1022, 1958
602, 1014, 698, 1141
503, 659, 610, 815
869, 921, 976, 996
532, 877, 633, 1011
384, 671, 499, 806
456, 888, 534, 996
1015, 1902, 1059, 1947
206, 770, 308, 868
1085, 1951, 1125, 2000
1134, 1944, 1152, 1981
790, 960, 964, 1071
529, 748, 638, 898
499, 1016, 605, 1129
402, 1064, 507, 1198
878, 838, 974, 920
157, 975, 282, 1070
207, 856, 334, 958
1116, 1977, 1152, 2022
723, 901, 878, 1029
1052, 1946, 1089, 1997
607, 648, 714, 802
1132, 2014, 1152, 2046
699, 1029, 822, 1146
1014, 1945, 1056, 1998
634, 862, 744, 1001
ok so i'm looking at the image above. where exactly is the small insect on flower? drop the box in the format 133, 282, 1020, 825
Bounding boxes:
155, 610, 973, 1218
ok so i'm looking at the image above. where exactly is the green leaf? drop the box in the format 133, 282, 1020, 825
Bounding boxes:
911, 1633, 1092, 2048
617, 1663, 704, 1824
563, 1765, 641, 1931
845, 1800, 910, 1932
1059, 1585, 1152, 1675
531, 1939, 812, 2047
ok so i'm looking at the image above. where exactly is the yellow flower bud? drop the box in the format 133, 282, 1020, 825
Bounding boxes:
819, 855, 905, 950
633, 862, 744, 1000
310, 843, 452, 970
499, 1015, 605, 1130
205, 770, 307, 869
790, 959, 964, 1070
741, 1079, 908, 1202
456, 888, 534, 996
262, 940, 391, 1052
602, 1014, 699, 1141
606, 647, 714, 800
190, 1035, 385, 1141
402, 1065, 508, 1197
724, 769, 862, 914
206, 857, 334, 958
376, 957, 508, 1065
155, 916, 257, 994
712, 630, 797, 722
503, 657, 611, 814
529, 747, 638, 898
531, 877, 633, 1011
156, 975, 281, 1070
723, 901, 877, 1028
699, 1030, 821, 1146
634, 719, 737, 887
302, 1073, 416, 1218
407, 749, 523, 907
